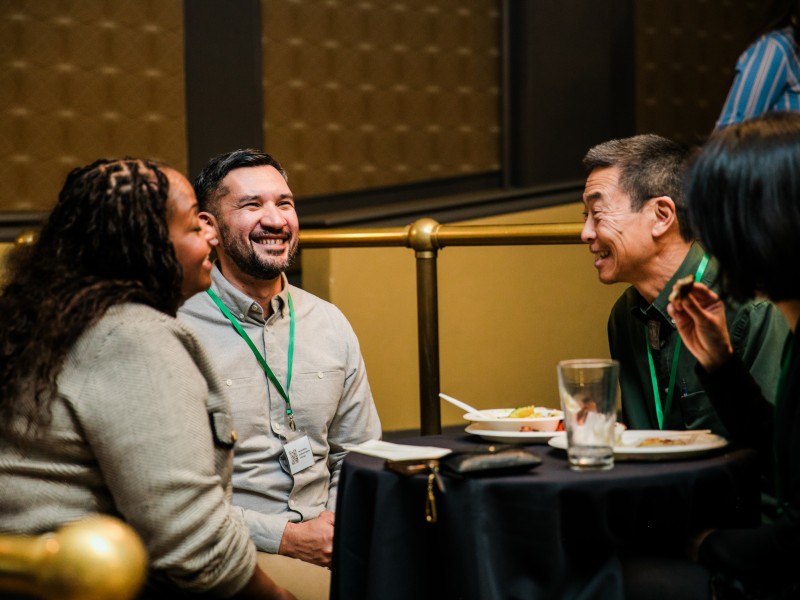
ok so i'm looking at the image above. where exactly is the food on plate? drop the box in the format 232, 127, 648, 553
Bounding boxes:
637, 437, 689, 447
508, 405, 535, 418
507, 405, 560, 419
668, 274, 695, 303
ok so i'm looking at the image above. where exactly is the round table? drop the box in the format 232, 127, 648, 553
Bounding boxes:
331, 433, 760, 600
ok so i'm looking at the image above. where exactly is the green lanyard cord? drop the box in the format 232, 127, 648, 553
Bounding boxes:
645, 253, 710, 430
774, 330, 795, 513
207, 288, 296, 430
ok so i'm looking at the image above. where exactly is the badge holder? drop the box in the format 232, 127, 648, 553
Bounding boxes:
283, 426, 314, 475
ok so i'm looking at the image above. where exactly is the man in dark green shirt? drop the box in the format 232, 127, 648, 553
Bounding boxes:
580, 134, 788, 434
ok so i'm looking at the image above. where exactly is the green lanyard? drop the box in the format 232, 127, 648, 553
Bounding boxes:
645, 253, 709, 430
774, 330, 795, 512
207, 288, 296, 431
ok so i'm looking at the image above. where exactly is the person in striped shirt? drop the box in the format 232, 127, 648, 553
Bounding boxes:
716, 0, 800, 129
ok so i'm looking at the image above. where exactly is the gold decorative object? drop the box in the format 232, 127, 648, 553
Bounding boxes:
0, 515, 148, 600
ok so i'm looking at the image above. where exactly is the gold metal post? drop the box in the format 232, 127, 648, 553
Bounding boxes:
408, 218, 442, 435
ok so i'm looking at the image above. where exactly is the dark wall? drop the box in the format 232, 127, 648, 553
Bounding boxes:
505, 0, 635, 188
184, 0, 264, 179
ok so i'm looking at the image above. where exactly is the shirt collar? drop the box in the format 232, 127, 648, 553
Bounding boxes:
631, 242, 712, 328
209, 264, 289, 323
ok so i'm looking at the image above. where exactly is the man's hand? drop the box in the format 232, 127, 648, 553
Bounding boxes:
667, 282, 733, 371
278, 510, 335, 568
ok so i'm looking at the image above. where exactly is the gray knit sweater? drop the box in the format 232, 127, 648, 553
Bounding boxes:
0, 303, 257, 597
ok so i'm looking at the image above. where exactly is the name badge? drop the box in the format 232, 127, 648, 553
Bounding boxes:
284, 434, 315, 475
647, 320, 661, 350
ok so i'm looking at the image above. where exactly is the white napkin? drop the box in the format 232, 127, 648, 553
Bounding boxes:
344, 439, 452, 461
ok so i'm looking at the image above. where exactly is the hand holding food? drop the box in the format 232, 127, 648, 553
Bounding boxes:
666, 281, 733, 372
668, 274, 695, 304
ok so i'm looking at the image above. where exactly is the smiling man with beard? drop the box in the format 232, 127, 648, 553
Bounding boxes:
580, 134, 787, 438
179, 149, 381, 597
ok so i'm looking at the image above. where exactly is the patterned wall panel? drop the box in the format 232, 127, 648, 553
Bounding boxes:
0, 0, 186, 212
635, 0, 764, 144
261, 0, 501, 197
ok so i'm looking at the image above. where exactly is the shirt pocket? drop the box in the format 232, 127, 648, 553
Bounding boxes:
223, 375, 271, 436
289, 369, 346, 441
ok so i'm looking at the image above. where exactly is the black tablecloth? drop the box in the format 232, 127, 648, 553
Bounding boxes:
331, 434, 760, 600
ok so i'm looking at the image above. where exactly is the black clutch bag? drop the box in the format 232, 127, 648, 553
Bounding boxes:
385, 444, 541, 479
438, 445, 542, 477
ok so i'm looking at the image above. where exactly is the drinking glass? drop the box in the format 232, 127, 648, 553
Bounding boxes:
557, 359, 619, 471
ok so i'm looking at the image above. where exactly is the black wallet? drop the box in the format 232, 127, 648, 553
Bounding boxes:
438, 445, 542, 477
385, 445, 541, 478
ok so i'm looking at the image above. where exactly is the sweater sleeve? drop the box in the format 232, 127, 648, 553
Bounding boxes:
697, 355, 773, 471
68, 313, 256, 597
696, 356, 800, 590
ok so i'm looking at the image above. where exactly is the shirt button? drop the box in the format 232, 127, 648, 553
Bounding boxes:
226, 379, 233, 386
288, 499, 296, 508
317, 372, 324, 379
238, 313, 245, 319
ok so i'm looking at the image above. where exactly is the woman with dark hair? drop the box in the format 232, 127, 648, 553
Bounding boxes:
716, 0, 800, 129
0, 159, 296, 599
666, 112, 800, 598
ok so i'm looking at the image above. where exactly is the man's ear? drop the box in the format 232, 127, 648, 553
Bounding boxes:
650, 196, 677, 238
199, 211, 220, 247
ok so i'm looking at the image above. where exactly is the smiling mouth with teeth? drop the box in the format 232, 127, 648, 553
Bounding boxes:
251, 231, 290, 247
595, 249, 611, 259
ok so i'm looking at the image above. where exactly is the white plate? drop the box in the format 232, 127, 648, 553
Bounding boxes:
463, 408, 564, 432
547, 430, 728, 461
465, 423, 566, 444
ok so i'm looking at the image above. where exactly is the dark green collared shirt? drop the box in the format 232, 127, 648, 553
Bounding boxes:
608, 242, 789, 434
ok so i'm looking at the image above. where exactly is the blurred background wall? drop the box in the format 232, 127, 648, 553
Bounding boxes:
0, 0, 764, 432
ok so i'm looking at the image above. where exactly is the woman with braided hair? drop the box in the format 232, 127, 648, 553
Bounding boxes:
0, 159, 296, 599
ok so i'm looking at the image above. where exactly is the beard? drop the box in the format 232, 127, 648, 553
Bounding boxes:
218, 220, 298, 281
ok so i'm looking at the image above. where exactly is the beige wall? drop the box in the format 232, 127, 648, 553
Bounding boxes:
302, 203, 626, 433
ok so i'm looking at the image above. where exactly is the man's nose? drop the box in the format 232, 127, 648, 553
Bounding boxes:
259, 203, 285, 228
580, 219, 595, 244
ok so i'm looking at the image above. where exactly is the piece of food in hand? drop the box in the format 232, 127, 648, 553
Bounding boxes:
508, 405, 535, 418
668, 274, 695, 304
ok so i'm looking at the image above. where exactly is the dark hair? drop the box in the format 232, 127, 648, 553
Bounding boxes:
0, 158, 184, 443
194, 149, 287, 215
583, 134, 692, 240
757, 0, 800, 45
685, 112, 800, 302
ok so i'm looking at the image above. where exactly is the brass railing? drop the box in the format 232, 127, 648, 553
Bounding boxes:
300, 218, 585, 435
10, 219, 585, 435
